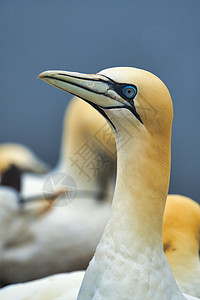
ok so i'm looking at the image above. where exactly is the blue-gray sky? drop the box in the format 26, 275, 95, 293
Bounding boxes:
0, 1, 199, 201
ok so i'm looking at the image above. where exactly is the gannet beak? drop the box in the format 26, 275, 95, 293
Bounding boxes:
38, 69, 143, 125
38, 70, 129, 109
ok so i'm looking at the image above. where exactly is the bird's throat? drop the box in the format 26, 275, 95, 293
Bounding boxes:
108, 129, 171, 249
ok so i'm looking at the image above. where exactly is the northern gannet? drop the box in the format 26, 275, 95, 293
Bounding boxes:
64, 101, 200, 296
68, 100, 200, 296
0, 67, 198, 299
164, 195, 200, 297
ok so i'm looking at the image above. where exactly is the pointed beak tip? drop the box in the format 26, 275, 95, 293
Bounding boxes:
37, 72, 45, 80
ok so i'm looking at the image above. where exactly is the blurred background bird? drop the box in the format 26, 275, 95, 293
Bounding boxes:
0, 97, 114, 285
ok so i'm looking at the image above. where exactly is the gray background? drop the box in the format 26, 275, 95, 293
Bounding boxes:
0, 1, 199, 201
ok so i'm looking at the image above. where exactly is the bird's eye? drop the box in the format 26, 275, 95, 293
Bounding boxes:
122, 86, 137, 99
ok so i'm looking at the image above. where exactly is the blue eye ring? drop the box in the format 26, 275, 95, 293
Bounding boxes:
122, 85, 137, 99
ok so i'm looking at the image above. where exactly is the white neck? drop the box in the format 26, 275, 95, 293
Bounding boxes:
77, 118, 185, 300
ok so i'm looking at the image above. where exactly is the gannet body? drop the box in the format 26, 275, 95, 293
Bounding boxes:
164, 195, 200, 298
0, 271, 197, 300
0, 67, 198, 299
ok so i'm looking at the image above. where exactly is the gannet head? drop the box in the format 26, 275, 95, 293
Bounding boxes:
38, 67, 173, 137
163, 195, 200, 297
163, 195, 200, 263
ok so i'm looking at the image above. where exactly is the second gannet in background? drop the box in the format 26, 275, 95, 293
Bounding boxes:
0, 98, 113, 285
0, 143, 50, 176
0, 67, 198, 300
164, 195, 200, 297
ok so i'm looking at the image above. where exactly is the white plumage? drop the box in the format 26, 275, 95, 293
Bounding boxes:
0, 271, 84, 300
